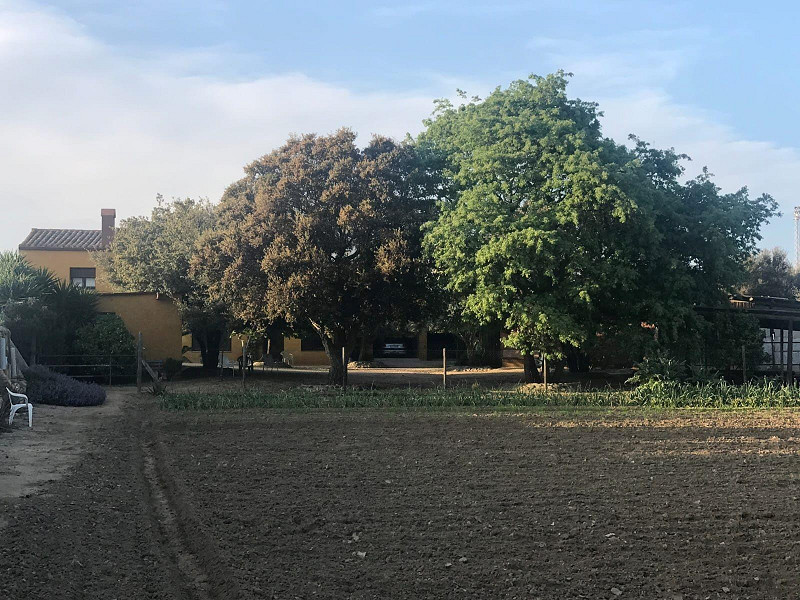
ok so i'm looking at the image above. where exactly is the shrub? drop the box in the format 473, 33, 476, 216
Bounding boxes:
627, 352, 688, 384
23, 365, 106, 406
75, 313, 136, 356
74, 313, 136, 379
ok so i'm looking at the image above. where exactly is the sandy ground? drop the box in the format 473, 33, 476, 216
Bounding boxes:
4, 387, 800, 598
0, 390, 125, 504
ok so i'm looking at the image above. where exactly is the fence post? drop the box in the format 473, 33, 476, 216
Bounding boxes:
136, 332, 143, 393
543, 353, 548, 389
242, 338, 247, 388
741, 345, 746, 383
442, 348, 447, 389
788, 320, 794, 386
342, 346, 347, 388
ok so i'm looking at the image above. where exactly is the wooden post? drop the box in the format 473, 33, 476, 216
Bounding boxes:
242, 340, 246, 388
442, 348, 447, 389
789, 321, 794, 386
136, 332, 143, 392
108, 353, 113, 386
9, 342, 17, 378
741, 345, 746, 383
342, 346, 347, 388
770, 328, 776, 368
781, 327, 785, 375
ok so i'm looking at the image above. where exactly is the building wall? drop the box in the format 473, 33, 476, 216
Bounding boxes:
20, 249, 115, 292
98, 293, 183, 362
284, 337, 329, 366
182, 333, 246, 364
22, 248, 183, 362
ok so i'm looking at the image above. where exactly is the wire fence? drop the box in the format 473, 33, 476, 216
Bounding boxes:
37, 354, 138, 385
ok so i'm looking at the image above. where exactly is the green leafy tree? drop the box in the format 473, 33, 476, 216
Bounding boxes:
96, 197, 226, 369
420, 73, 777, 381
740, 247, 798, 298
195, 129, 435, 384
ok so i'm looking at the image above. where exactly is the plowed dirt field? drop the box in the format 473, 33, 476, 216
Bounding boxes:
3, 393, 800, 599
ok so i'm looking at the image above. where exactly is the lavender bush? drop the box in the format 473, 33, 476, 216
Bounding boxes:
23, 365, 106, 406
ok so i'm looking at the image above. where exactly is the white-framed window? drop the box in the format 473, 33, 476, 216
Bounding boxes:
70, 267, 96, 289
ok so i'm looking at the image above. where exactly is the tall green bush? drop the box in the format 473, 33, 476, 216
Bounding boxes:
74, 314, 136, 379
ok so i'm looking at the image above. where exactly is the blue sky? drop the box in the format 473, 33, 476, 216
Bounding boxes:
2, 0, 799, 254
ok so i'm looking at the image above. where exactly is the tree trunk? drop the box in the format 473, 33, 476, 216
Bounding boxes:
566, 347, 590, 373
197, 328, 222, 370
523, 353, 542, 383
326, 346, 345, 386
358, 333, 374, 362
321, 335, 355, 386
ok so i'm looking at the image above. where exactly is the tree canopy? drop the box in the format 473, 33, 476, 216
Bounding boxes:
194, 129, 435, 384
96, 197, 226, 368
740, 247, 798, 298
419, 72, 778, 379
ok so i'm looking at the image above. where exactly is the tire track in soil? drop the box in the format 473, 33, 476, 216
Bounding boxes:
140, 416, 242, 600
141, 437, 213, 600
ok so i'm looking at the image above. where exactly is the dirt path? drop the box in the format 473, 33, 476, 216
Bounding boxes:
0, 390, 125, 506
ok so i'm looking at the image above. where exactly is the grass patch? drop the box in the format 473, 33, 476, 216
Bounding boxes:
159, 380, 800, 411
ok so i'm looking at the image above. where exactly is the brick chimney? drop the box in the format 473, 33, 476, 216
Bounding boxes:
101, 208, 116, 248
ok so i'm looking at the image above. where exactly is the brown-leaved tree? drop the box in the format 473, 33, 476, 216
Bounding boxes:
194, 129, 434, 384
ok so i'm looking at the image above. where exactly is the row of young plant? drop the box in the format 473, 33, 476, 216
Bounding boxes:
159, 379, 800, 411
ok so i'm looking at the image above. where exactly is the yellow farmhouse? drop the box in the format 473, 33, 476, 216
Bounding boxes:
19, 209, 183, 362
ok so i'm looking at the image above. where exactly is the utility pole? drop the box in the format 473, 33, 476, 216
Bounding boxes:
794, 207, 800, 270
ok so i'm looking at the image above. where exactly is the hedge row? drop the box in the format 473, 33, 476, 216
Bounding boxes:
22, 365, 106, 407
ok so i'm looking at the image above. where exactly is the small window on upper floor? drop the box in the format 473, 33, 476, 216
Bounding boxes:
70, 267, 96, 289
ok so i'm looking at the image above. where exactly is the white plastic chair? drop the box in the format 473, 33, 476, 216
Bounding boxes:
218, 353, 236, 376
5, 387, 32, 428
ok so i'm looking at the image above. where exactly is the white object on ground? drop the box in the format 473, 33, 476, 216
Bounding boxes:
218, 353, 237, 376
6, 387, 32, 428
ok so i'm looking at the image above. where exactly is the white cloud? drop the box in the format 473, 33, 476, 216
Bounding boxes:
541, 30, 799, 256
0, 2, 439, 249
2, 3, 797, 259
594, 89, 799, 252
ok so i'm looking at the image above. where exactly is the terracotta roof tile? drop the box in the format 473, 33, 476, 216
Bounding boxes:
19, 229, 104, 251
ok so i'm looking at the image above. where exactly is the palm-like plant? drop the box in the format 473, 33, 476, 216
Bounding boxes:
0, 251, 58, 304
1, 252, 99, 358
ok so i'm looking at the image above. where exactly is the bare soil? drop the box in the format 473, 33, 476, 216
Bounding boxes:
4, 392, 800, 598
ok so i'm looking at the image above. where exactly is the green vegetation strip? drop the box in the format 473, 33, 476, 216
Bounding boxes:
160, 381, 800, 411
